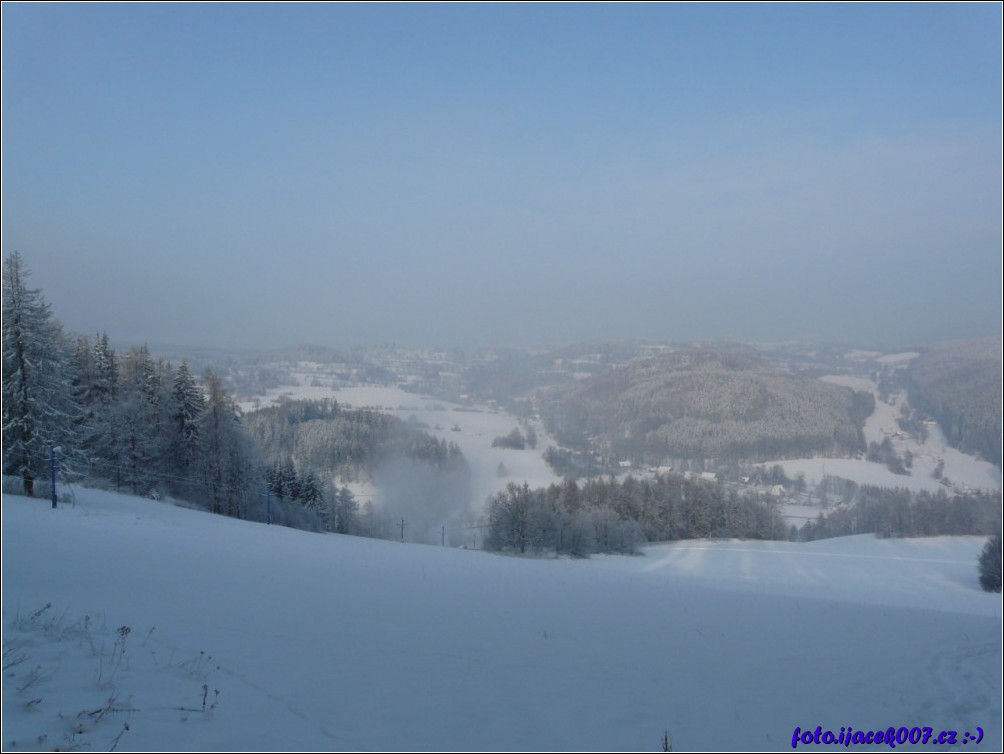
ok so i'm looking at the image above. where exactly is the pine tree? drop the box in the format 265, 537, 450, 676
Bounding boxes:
69, 335, 96, 407
300, 471, 324, 512
111, 345, 165, 495
280, 457, 301, 501
81, 332, 120, 479
65, 333, 115, 484
2, 251, 79, 496
196, 369, 255, 517
329, 486, 359, 534
978, 531, 1002, 593
68, 334, 97, 453
167, 361, 205, 484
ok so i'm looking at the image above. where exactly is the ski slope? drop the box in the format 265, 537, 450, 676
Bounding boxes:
776, 376, 1002, 495
2, 488, 1001, 752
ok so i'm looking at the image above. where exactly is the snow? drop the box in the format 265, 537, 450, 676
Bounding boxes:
780, 377, 1002, 494
875, 352, 921, 365
335, 385, 560, 507
844, 350, 883, 361
841, 351, 920, 365
3, 488, 1001, 752
240, 379, 562, 511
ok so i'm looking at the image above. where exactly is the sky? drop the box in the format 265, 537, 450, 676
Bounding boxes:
2, 3, 1001, 351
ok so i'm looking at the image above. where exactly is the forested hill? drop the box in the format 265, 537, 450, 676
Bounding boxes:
242, 398, 473, 542
907, 339, 1002, 467
241, 397, 468, 482
539, 348, 875, 463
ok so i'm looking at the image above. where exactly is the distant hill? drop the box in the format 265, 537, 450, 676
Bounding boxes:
539, 346, 874, 463
241, 397, 468, 483
907, 338, 1003, 467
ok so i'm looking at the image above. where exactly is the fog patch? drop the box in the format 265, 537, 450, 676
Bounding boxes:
371, 454, 473, 546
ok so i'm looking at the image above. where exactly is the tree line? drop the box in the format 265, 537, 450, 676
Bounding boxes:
1, 251, 466, 538
485, 474, 788, 557
2, 249, 262, 519
484, 470, 1001, 558
799, 485, 1001, 541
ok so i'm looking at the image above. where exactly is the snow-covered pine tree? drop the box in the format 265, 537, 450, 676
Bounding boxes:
280, 457, 301, 501
69, 334, 95, 407
81, 332, 120, 481
167, 361, 205, 485
300, 470, 324, 512
978, 531, 1002, 593
109, 345, 166, 495
2, 251, 79, 496
329, 486, 359, 534
196, 369, 255, 517
67, 332, 115, 474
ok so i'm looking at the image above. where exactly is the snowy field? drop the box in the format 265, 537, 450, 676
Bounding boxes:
2, 489, 1000, 752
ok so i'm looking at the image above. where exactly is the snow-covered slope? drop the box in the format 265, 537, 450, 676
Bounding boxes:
777, 376, 1002, 495
241, 381, 562, 511
2, 489, 1000, 752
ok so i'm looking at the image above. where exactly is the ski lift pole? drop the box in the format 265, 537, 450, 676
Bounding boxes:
49, 444, 58, 509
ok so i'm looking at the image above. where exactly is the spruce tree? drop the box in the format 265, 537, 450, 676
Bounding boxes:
168, 361, 205, 481
82, 332, 119, 479
2, 252, 79, 496
329, 486, 359, 534
111, 345, 165, 495
197, 369, 255, 517
978, 531, 1002, 593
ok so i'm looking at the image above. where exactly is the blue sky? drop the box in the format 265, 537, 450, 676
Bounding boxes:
2, 3, 1001, 350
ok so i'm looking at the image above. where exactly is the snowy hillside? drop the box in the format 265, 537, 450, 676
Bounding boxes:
777, 375, 1001, 495
2, 489, 1000, 752
240, 380, 562, 511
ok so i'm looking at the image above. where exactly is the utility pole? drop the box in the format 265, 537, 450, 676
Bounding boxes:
399, 518, 406, 543
49, 444, 58, 509
441, 525, 445, 546
265, 484, 272, 525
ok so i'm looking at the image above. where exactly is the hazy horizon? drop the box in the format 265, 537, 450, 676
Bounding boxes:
102, 333, 1004, 363
3, 4, 1001, 352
